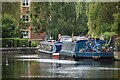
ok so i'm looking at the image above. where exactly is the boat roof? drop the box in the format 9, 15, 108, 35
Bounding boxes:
61, 35, 71, 38
40, 41, 55, 45
40, 41, 62, 46
76, 39, 106, 45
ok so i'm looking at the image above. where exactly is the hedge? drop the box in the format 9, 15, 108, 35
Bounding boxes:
0, 38, 36, 47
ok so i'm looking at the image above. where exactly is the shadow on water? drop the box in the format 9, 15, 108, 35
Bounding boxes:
2, 52, 120, 79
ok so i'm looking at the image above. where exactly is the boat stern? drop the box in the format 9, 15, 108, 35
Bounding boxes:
52, 53, 60, 59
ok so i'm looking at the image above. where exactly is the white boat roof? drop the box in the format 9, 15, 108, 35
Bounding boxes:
40, 41, 55, 45
63, 36, 88, 42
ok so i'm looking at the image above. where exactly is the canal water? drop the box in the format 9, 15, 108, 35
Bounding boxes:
2, 52, 120, 79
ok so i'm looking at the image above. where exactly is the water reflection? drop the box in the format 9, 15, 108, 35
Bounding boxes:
2, 53, 120, 78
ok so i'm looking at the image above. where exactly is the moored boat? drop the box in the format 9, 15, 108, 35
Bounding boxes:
38, 40, 62, 59
60, 39, 114, 61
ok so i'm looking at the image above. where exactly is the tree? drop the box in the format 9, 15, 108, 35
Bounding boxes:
111, 13, 120, 35
49, 2, 76, 39
86, 2, 119, 37
2, 2, 21, 20
30, 2, 49, 34
2, 2, 23, 38
75, 2, 88, 36
2, 14, 21, 38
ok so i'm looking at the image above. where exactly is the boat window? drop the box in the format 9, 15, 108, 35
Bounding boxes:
62, 42, 75, 51
40, 44, 52, 51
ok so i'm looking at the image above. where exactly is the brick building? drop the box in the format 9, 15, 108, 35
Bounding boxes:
21, 0, 46, 41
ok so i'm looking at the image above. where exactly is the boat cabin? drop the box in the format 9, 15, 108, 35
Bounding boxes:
38, 41, 62, 54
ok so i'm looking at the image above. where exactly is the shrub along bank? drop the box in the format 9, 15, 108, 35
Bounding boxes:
0, 38, 39, 47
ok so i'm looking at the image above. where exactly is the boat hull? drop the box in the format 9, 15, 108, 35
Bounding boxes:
60, 54, 114, 62
38, 50, 52, 59
38, 49, 53, 54
114, 52, 120, 60
52, 53, 60, 59
76, 52, 113, 58
60, 51, 114, 61
38, 50, 60, 59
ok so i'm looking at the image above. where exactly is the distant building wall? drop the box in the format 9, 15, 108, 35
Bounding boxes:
21, 0, 46, 40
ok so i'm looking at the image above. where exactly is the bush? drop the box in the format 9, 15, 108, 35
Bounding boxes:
2, 38, 14, 47
1, 38, 29, 47
31, 41, 39, 47
18, 39, 29, 47
1, 38, 41, 47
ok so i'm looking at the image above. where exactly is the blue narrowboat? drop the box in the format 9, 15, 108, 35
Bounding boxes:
38, 40, 62, 58
60, 39, 114, 61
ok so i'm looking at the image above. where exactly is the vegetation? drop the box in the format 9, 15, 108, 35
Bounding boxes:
30, 2, 49, 34
1, 38, 29, 47
2, 14, 22, 38
48, 2, 120, 39
2, 2, 120, 40
31, 41, 39, 47
49, 2, 76, 39
48, 2, 88, 39
1, 38, 40, 47
2, 2, 24, 38
86, 2, 119, 38
2, 2, 20, 19
75, 2, 88, 36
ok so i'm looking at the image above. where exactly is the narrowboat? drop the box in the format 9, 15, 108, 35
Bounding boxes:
60, 39, 114, 61
38, 40, 62, 59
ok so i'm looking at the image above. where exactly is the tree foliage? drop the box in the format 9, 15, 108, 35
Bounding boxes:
2, 2, 120, 40
2, 14, 21, 38
49, 2, 88, 39
111, 13, 120, 35
86, 2, 119, 38
2, 2, 21, 20
30, 2, 49, 34
2, 2, 23, 38
49, 2, 76, 39
75, 2, 88, 36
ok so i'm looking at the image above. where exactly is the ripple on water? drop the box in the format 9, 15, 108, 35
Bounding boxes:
17, 58, 81, 64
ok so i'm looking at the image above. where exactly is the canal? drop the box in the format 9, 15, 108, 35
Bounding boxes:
2, 52, 120, 79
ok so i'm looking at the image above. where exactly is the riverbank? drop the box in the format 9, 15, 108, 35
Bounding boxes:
0, 47, 38, 54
